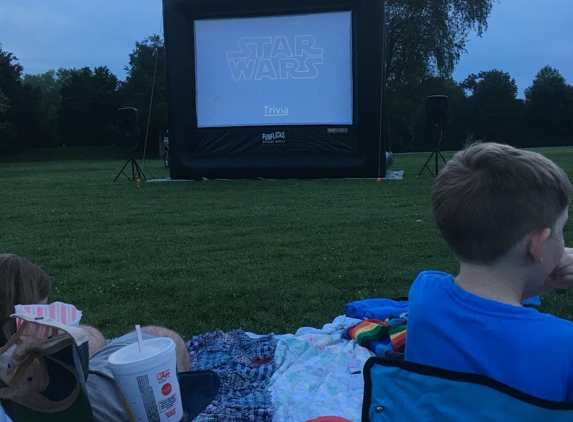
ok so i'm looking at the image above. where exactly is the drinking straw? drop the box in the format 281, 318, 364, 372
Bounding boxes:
135, 324, 144, 352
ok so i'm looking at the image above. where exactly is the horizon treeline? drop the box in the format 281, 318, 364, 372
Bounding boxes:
0, 35, 166, 156
1, 19, 573, 156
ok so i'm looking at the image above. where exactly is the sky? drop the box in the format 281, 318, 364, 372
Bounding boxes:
452, 0, 573, 98
0, 0, 571, 98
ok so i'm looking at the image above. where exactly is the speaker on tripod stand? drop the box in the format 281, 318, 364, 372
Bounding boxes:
417, 95, 449, 178
113, 107, 147, 183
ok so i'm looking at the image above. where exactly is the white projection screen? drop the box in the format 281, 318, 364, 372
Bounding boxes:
194, 12, 353, 128
162, 0, 386, 179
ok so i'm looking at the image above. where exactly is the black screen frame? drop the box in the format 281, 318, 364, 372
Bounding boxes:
163, 0, 385, 179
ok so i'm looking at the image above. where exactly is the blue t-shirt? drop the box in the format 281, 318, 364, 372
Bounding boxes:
405, 270, 573, 402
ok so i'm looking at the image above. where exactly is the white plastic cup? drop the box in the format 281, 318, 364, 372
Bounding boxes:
108, 337, 184, 422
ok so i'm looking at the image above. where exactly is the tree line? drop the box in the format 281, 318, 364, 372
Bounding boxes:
390, 66, 573, 152
1, 0, 572, 156
0, 35, 166, 156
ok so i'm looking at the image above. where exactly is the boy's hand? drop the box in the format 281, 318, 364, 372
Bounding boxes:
546, 247, 573, 290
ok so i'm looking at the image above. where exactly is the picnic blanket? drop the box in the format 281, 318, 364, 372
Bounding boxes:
343, 316, 407, 358
185, 297, 417, 421
188, 329, 277, 421
187, 316, 375, 422
270, 316, 375, 422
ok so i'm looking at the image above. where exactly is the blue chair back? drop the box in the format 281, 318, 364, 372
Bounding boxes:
362, 357, 573, 422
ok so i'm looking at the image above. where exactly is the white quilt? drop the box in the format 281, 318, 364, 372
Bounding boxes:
268, 315, 374, 422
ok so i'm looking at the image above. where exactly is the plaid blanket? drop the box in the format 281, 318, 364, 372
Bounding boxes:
188, 330, 277, 421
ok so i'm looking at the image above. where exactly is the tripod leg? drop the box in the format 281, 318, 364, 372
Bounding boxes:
133, 159, 146, 181
438, 149, 447, 165
417, 151, 436, 178
113, 157, 133, 182
114, 155, 147, 183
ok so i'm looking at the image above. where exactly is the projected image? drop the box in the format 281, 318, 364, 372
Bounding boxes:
194, 12, 353, 128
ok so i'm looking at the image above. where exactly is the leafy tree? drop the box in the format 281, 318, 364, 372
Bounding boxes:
121, 35, 167, 155
55, 68, 77, 87
388, 76, 469, 152
0, 45, 47, 153
59, 66, 123, 146
385, 0, 496, 149
0, 89, 8, 114
10, 83, 47, 149
385, 81, 423, 151
0, 47, 21, 153
0, 88, 16, 153
22, 70, 62, 147
0, 46, 23, 98
524, 66, 573, 146
386, 0, 495, 85
409, 76, 470, 152
461, 70, 524, 145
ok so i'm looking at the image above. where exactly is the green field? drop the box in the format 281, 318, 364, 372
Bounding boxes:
1, 146, 572, 339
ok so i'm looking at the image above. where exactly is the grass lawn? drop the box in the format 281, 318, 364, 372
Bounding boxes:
1, 145, 573, 339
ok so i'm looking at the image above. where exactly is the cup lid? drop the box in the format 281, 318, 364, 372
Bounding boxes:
108, 337, 174, 366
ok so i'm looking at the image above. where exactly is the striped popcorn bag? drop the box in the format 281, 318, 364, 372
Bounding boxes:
14, 302, 82, 338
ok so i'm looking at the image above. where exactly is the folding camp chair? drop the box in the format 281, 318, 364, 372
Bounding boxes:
362, 357, 573, 422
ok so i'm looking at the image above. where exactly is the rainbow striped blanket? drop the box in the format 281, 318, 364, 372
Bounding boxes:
343, 316, 407, 358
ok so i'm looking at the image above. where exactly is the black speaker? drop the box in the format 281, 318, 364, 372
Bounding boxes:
426, 95, 448, 130
117, 107, 139, 138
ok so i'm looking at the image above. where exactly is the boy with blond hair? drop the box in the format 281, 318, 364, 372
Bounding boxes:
406, 142, 573, 401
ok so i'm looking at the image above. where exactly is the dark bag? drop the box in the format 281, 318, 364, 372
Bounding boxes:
0, 311, 93, 422
0, 311, 220, 422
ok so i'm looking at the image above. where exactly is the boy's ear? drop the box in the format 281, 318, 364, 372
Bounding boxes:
528, 228, 552, 263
